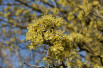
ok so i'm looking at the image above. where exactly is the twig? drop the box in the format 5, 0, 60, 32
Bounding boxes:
78, 42, 103, 66
15, 0, 42, 13
0, 19, 27, 29
0, 4, 20, 5
24, 63, 45, 68
40, 0, 54, 7
95, 9, 103, 19
62, 25, 66, 33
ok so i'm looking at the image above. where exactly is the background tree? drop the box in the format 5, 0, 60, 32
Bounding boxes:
0, 0, 103, 68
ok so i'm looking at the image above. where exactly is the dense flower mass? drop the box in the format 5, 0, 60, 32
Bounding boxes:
26, 14, 93, 66
26, 14, 63, 45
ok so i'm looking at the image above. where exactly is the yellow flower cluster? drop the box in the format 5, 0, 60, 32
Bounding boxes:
26, 14, 75, 61
26, 14, 93, 63
26, 14, 63, 48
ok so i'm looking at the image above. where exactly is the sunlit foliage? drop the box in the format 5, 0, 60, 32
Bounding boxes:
0, 0, 103, 68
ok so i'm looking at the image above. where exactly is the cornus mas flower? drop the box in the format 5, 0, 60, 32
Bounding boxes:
26, 14, 92, 65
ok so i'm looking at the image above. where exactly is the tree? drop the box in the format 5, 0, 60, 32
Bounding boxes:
0, 0, 103, 68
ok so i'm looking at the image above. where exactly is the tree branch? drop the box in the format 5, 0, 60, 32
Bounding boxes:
0, 3, 20, 5
95, 9, 103, 19
15, 0, 42, 13
24, 63, 45, 68
40, 0, 54, 7
78, 42, 103, 66
0, 19, 27, 29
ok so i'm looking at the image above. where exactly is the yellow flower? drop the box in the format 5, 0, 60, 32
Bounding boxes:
29, 46, 34, 50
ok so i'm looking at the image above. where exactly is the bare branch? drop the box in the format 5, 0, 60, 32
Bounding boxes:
24, 63, 45, 68
40, 0, 54, 7
0, 3, 20, 5
15, 0, 42, 13
0, 19, 27, 29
